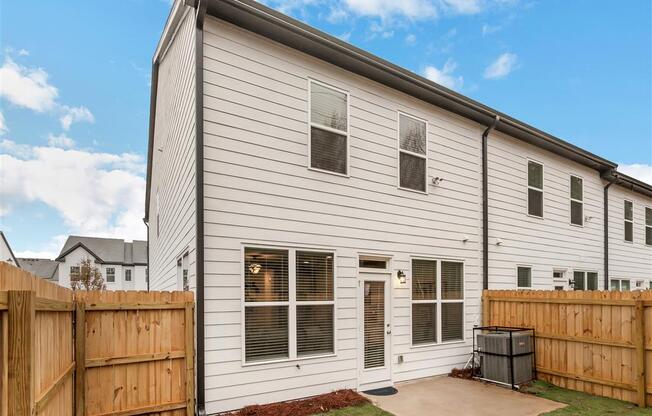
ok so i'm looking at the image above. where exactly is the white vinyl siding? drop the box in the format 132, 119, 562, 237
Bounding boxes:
147, 10, 197, 291
624, 200, 634, 242
527, 160, 544, 218
570, 175, 583, 226
202, 17, 482, 412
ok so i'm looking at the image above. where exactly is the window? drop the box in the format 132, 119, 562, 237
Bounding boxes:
570, 175, 583, 226
411, 259, 464, 345
106, 267, 115, 283
70, 266, 80, 282
398, 113, 427, 192
243, 247, 334, 363
573, 271, 598, 291
624, 200, 633, 242
646, 207, 652, 246
125, 269, 132, 282
527, 161, 544, 217
309, 81, 348, 175
517, 266, 532, 288
156, 189, 160, 238
359, 257, 388, 270
610, 279, 631, 291
177, 253, 189, 291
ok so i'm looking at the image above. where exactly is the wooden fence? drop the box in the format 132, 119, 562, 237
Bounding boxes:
483, 290, 652, 407
0, 262, 195, 416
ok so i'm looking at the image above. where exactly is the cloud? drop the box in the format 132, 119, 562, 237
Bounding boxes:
15, 235, 67, 260
18, 49, 29, 56
618, 163, 652, 186
343, 0, 437, 20
0, 139, 32, 158
0, 111, 7, 135
483, 52, 518, 79
47, 133, 75, 148
440, 0, 482, 14
0, 142, 146, 241
482, 23, 502, 35
0, 57, 58, 112
405, 34, 417, 45
423, 58, 464, 90
59, 105, 94, 130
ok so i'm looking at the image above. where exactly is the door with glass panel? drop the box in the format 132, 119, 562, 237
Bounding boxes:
359, 273, 391, 389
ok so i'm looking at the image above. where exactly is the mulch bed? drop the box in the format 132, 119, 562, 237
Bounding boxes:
224, 389, 370, 416
449, 367, 474, 379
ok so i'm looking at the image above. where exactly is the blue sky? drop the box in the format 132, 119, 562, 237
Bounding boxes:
0, 0, 650, 258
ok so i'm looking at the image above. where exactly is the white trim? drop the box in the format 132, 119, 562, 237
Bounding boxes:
240, 244, 338, 366
526, 159, 544, 219
569, 174, 584, 227
397, 111, 429, 194
624, 199, 634, 243
516, 264, 533, 288
645, 206, 652, 246
307, 78, 351, 177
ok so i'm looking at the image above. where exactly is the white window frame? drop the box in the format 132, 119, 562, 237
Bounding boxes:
106, 267, 116, 283
241, 244, 337, 366
610, 278, 631, 291
624, 199, 634, 243
572, 270, 599, 291
645, 206, 652, 246
409, 257, 466, 348
125, 269, 132, 282
70, 266, 80, 281
526, 159, 545, 219
569, 174, 584, 227
516, 265, 533, 288
307, 79, 350, 178
397, 111, 429, 194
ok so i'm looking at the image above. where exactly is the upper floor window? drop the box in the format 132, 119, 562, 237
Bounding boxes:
570, 175, 583, 226
398, 113, 427, 192
70, 266, 80, 281
106, 267, 115, 283
517, 266, 532, 288
645, 207, 652, 246
624, 200, 633, 242
125, 269, 132, 282
527, 161, 544, 217
309, 80, 348, 175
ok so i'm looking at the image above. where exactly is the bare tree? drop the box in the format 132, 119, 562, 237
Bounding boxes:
71, 258, 106, 291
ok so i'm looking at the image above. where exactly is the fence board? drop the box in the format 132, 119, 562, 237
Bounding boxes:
483, 290, 652, 407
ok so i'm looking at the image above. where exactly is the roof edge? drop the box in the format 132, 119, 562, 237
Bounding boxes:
55, 242, 104, 263
0, 231, 20, 268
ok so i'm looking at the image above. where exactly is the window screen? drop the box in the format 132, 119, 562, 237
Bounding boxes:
411, 259, 437, 345
412, 303, 437, 345
310, 81, 348, 174
245, 306, 289, 362
587, 272, 598, 290
412, 259, 437, 301
624, 201, 633, 242
528, 161, 544, 217
441, 303, 464, 342
106, 267, 115, 283
570, 176, 583, 226
622, 280, 631, 291
125, 269, 132, 282
297, 305, 334, 357
573, 271, 585, 290
70, 266, 80, 282
517, 267, 531, 288
296, 251, 333, 302
646, 207, 652, 246
244, 248, 288, 302
398, 114, 427, 192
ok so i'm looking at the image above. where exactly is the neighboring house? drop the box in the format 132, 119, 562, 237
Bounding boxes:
55, 236, 148, 290
145, 1, 652, 413
18, 258, 59, 282
0, 231, 20, 267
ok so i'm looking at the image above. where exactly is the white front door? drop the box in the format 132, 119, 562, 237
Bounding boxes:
359, 273, 392, 390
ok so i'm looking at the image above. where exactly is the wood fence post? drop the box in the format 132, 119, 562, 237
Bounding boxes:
482, 291, 491, 326
8, 290, 35, 416
75, 300, 86, 416
185, 301, 195, 415
635, 298, 647, 408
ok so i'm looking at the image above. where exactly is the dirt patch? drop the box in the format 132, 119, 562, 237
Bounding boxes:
225, 389, 370, 416
449, 367, 474, 379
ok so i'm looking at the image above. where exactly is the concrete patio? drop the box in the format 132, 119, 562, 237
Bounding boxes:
363, 377, 566, 416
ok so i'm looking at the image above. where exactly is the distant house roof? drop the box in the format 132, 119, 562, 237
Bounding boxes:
56, 236, 147, 265
0, 231, 20, 267
18, 258, 59, 281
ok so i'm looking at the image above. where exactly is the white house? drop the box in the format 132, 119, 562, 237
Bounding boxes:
55, 236, 148, 290
0, 231, 19, 268
145, 1, 652, 413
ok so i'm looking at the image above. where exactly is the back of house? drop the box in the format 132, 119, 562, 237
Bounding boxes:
146, 1, 652, 413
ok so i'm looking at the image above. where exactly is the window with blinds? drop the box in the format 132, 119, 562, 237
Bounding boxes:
527, 161, 544, 217
411, 259, 464, 345
624, 200, 633, 242
309, 81, 348, 175
364, 281, 385, 369
243, 247, 335, 363
517, 266, 531, 288
646, 207, 652, 246
570, 175, 583, 226
296, 251, 334, 357
398, 113, 427, 192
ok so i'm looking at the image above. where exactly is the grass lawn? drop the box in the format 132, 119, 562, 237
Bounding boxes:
318, 403, 394, 416
523, 381, 652, 415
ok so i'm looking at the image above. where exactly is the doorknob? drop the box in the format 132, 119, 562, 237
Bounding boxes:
386, 329, 392, 335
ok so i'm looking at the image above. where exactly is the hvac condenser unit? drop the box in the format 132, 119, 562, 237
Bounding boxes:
474, 327, 535, 388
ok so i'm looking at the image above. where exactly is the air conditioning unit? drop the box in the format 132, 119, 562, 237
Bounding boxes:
477, 331, 534, 386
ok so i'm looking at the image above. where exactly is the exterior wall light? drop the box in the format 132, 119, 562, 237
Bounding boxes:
397, 270, 407, 284
248, 263, 261, 274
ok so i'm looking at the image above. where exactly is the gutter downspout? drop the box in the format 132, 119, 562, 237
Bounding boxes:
602, 171, 618, 291
194, 1, 208, 414
482, 115, 500, 290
